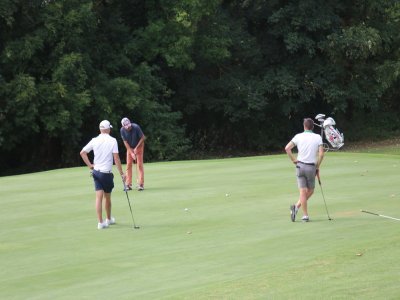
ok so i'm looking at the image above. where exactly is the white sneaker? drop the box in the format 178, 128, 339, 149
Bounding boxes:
105, 217, 116, 226
302, 216, 310, 222
97, 221, 109, 229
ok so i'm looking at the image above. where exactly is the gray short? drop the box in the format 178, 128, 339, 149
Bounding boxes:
296, 162, 317, 189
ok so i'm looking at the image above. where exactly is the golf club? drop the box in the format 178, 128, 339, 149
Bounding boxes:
122, 179, 140, 229
316, 172, 332, 220
361, 210, 400, 221
133, 155, 138, 189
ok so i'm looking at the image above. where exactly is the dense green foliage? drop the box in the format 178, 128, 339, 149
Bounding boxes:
1, 0, 400, 174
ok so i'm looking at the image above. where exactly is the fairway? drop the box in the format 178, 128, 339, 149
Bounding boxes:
1, 152, 399, 299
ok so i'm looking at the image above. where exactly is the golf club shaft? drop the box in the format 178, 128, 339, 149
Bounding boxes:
134, 156, 138, 183
361, 210, 400, 221
317, 172, 331, 220
125, 191, 137, 226
316, 171, 321, 185
122, 179, 139, 228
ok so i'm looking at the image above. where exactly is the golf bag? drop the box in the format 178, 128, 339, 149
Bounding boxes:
315, 114, 344, 150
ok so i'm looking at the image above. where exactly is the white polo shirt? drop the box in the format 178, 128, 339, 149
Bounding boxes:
82, 133, 119, 172
291, 131, 323, 164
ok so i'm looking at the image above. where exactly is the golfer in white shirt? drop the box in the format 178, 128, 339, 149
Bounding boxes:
80, 120, 125, 229
285, 118, 325, 222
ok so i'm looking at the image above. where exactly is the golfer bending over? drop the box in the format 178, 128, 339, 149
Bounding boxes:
285, 118, 324, 222
120, 117, 146, 191
80, 120, 125, 229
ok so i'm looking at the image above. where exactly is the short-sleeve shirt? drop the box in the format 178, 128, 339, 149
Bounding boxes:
82, 133, 119, 172
120, 123, 144, 148
291, 131, 323, 164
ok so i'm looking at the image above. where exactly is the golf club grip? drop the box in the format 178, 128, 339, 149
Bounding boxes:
316, 172, 321, 185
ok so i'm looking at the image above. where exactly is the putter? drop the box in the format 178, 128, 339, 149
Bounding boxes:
361, 210, 400, 221
133, 156, 138, 189
316, 172, 332, 220
122, 179, 140, 229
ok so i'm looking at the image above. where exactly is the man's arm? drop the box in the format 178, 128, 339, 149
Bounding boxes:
80, 150, 94, 170
120, 129, 134, 157
316, 145, 325, 169
285, 141, 297, 164
113, 153, 125, 179
133, 135, 146, 153
121, 140, 136, 161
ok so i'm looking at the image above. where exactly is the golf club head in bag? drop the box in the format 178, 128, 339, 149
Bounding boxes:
315, 113, 326, 123
314, 114, 344, 150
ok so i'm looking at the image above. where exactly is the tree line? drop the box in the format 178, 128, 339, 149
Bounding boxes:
1, 0, 399, 175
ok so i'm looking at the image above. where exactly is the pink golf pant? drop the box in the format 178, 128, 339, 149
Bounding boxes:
126, 143, 144, 187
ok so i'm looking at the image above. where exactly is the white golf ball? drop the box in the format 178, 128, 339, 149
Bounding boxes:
225, 193, 229, 197
184, 208, 189, 211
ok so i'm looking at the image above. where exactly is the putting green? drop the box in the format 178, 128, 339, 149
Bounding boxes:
1, 151, 399, 299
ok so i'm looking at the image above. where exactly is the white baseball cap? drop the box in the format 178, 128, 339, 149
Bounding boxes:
99, 120, 113, 129
121, 117, 131, 127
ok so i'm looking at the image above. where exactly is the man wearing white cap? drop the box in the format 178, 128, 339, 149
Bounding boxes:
120, 117, 146, 191
80, 120, 125, 229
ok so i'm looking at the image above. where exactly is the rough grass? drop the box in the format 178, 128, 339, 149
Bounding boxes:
344, 137, 400, 155
1, 147, 399, 299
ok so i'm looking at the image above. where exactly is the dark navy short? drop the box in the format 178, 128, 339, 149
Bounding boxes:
92, 170, 114, 193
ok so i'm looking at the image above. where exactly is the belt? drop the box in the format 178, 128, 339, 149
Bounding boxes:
297, 161, 315, 166
94, 169, 112, 173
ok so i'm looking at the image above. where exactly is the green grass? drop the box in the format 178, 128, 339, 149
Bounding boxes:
1, 150, 399, 299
